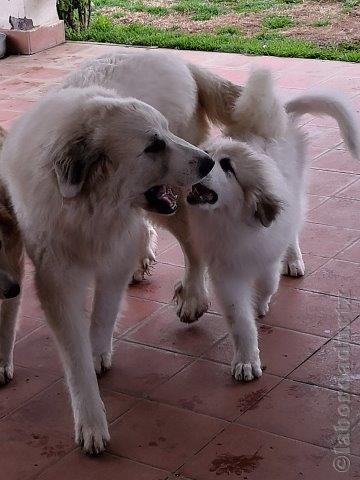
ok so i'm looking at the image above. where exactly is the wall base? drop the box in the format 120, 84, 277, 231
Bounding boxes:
0, 20, 65, 55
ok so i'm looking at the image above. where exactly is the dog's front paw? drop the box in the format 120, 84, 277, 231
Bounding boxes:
75, 407, 110, 455
281, 257, 305, 277
93, 352, 112, 376
231, 354, 262, 382
0, 360, 14, 385
173, 281, 209, 323
257, 300, 270, 318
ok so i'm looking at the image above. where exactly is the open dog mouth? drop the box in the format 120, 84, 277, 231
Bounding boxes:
144, 185, 178, 215
187, 183, 218, 205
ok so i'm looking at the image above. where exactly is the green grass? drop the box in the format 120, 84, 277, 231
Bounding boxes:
312, 18, 331, 27
67, 15, 360, 62
172, 0, 221, 20
215, 26, 243, 36
262, 14, 294, 29
94, 0, 169, 15
342, 0, 360, 12
94, 0, 300, 15
232, 0, 299, 13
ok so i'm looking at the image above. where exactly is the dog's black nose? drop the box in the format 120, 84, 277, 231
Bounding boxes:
4, 283, 20, 299
198, 155, 215, 178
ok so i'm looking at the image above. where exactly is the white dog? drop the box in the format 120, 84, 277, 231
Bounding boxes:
0, 86, 213, 454
187, 69, 360, 382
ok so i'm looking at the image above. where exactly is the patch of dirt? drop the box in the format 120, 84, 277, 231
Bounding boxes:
100, 1, 360, 45
209, 450, 263, 476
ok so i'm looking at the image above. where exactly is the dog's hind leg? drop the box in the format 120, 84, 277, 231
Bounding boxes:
0, 296, 21, 384
132, 218, 157, 283
212, 271, 262, 382
35, 262, 109, 455
281, 235, 305, 277
90, 268, 131, 375
257, 261, 281, 317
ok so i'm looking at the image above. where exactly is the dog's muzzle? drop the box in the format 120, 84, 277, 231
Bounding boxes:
144, 185, 178, 215
187, 182, 218, 206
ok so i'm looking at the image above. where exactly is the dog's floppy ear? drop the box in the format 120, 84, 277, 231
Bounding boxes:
53, 137, 103, 199
245, 187, 283, 227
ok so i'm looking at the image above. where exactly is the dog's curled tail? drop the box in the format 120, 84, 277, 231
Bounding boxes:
286, 93, 360, 160
230, 68, 287, 139
188, 63, 243, 126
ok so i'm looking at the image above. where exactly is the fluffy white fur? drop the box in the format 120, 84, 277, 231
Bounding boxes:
188, 68, 360, 381
64, 51, 242, 321
0, 85, 213, 454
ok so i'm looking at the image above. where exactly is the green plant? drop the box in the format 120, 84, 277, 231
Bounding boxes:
312, 19, 330, 27
262, 15, 294, 29
342, 0, 360, 12
172, 0, 221, 19
144, 6, 169, 15
215, 26, 242, 35
57, 0, 91, 29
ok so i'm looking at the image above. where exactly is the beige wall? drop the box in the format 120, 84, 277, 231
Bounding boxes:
0, 0, 59, 29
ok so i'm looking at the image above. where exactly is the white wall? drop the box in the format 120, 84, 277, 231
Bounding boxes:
0, 0, 59, 29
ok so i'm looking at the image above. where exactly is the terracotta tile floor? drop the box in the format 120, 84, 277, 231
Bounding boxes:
0, 42, 360, 479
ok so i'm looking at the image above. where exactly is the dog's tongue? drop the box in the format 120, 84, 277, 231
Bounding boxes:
144, 185, 178, 214
187, 183, 218, 205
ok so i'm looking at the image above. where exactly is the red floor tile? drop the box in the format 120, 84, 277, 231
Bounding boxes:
336, 178, 360, 200
37, 452, 169, 480
307, 169, 357, 196
313, 148, 360, 174
306, 194, 330, 212
156, 228, 176, 254
16, 314, 43, 341
20, 274, 44, 320
336, 238, 360, 262
114, 297, 165, 337
335, 316, 360, 345
290, 339, 360, 394
99, 340, 192, 397
300, 222, 360, 258
236, 379, 360, 450
0, 381, 76, 480
0, 78, 42, 95
109, 400, 227, 471
20, 67, 71, 81
179, 423, 360, 479
128, 263, 184, 304
300, 259, 360, 300
14, 325, 63, 376
0, 367, 57, 419
203, 326, 325, 377
126, 306, 227, 356
150, 359, 281, 421
157, 244, 185, 267
261, 288, 360, 337
308, 197, 360, 230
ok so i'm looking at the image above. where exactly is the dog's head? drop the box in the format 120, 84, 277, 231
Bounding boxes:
51, 88, 214, 215
187, 137, 284, 227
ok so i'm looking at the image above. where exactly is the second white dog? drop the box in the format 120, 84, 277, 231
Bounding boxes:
187, 69, 360, 381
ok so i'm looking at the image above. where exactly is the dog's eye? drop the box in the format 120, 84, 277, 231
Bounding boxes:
219, 158, 235, 176
145, 135, 166, 154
